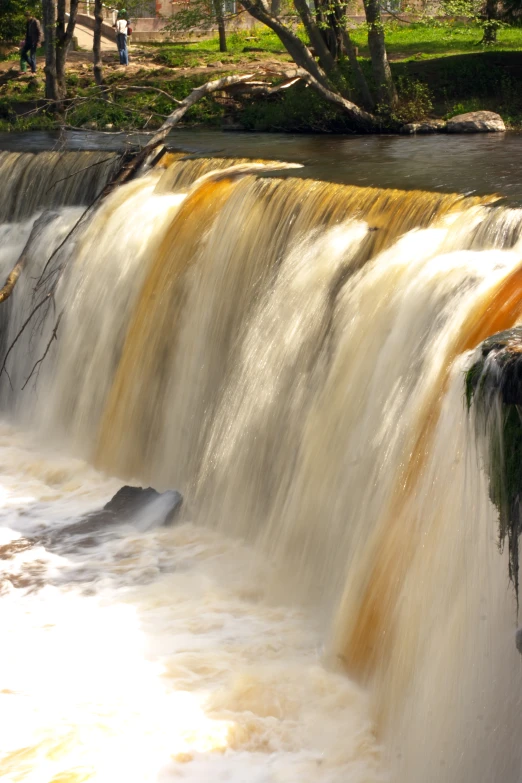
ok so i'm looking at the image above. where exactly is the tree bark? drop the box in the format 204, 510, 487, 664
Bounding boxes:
341, 27, 375, 111
481, 0, 498, 43
313, 0, 346, 61
42, 0, 59, 102
292, 65, 378, 129
56, 0, 79, 101
212, 0, 228, 52
270, 0, 281, 13
292, 0, 337, 76
239, 0, 331, 89
93, 0, 104, 87
362, 0, 397, 108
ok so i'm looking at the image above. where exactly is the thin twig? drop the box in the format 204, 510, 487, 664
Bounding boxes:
35, 186, 115, 293
0, 294, 52, 382
113, 85, 183, 104
46, 156, 116, 193
22, 311, 64, 391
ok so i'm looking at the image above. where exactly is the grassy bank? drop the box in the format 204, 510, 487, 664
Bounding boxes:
1, 21, 522, 133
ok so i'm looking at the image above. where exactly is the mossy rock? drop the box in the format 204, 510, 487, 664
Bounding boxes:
466, 326, 522, 602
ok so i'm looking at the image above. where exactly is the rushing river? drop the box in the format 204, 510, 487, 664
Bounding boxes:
0, 132, 522, 783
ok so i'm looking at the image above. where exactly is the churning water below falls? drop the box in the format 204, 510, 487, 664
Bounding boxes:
1, 146, 522, 783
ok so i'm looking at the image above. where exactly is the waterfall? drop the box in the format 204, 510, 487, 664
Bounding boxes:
1, 149, 522, 783
0, 150, 121, 222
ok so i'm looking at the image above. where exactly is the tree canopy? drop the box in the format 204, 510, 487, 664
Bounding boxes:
0, 0, 42, 43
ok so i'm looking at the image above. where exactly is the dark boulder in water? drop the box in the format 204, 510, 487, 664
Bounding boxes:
102, 485, 183, 525
57, 485, 183, 541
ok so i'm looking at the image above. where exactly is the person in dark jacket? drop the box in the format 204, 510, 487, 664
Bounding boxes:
20, 12, 42, 74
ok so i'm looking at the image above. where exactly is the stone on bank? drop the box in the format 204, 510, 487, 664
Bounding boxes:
446, 111, 505, 133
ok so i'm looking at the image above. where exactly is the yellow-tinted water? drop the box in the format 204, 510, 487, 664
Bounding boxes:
0, 154, 521, 783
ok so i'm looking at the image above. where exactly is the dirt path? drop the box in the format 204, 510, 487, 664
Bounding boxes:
74, 24, 114, 53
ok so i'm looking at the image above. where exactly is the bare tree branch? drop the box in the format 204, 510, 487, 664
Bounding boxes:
46, 157, 116, 193
113, 86, 183, 104
22, 311, 64, 390
0, 294, 52, 382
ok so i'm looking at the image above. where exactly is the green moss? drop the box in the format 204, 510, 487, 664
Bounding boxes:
466, 328, 522, 605
464, 358, 484, 411
488, 404, 522, 600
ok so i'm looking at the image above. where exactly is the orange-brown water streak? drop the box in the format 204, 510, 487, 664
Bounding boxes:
339, 258, 522, 686
95, 177, 240, 478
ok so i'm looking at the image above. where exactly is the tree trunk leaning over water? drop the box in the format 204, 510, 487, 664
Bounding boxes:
239, 0, 333, 89
292, 0, 338, 77
239, 0, 379, 112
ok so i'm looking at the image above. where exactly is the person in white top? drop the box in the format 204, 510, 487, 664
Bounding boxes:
113, 11, 129, 66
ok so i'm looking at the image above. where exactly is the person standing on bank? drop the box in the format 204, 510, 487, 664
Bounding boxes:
20, 11, 43, 75
114, 11, 130, 66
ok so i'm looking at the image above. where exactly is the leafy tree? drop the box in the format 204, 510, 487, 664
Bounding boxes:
238, 0, 396, 114
0, 0, 42, 43
162, 0, 231, 52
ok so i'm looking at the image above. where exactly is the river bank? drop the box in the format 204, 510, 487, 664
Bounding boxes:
1, 22, 522, 133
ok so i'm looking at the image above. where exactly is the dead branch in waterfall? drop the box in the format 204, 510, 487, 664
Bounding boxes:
0, 212, 59, 306
22, 311, 64, 391
34, 188, 117, 295
0, 295, 52, 387
46, 157, 116, 193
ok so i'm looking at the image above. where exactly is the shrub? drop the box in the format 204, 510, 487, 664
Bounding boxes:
391, 76, 434, 123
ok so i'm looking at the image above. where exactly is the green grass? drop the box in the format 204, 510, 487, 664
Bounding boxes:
152, 21, 522, 67
351, 19, 522, 60
152, 26, 295, 67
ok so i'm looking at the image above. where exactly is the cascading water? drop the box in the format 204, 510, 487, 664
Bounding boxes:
1, 148, 522, 783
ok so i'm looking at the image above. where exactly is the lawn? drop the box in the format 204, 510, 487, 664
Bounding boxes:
153, 19, 522, 66
351, 19, 522, 60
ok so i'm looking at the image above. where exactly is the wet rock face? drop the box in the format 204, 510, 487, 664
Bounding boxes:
103, 485, 183, 524
466, 328, 522, 406
57, 485, 183, 541
446, 111, 505, 133
466, 328, 522, 602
